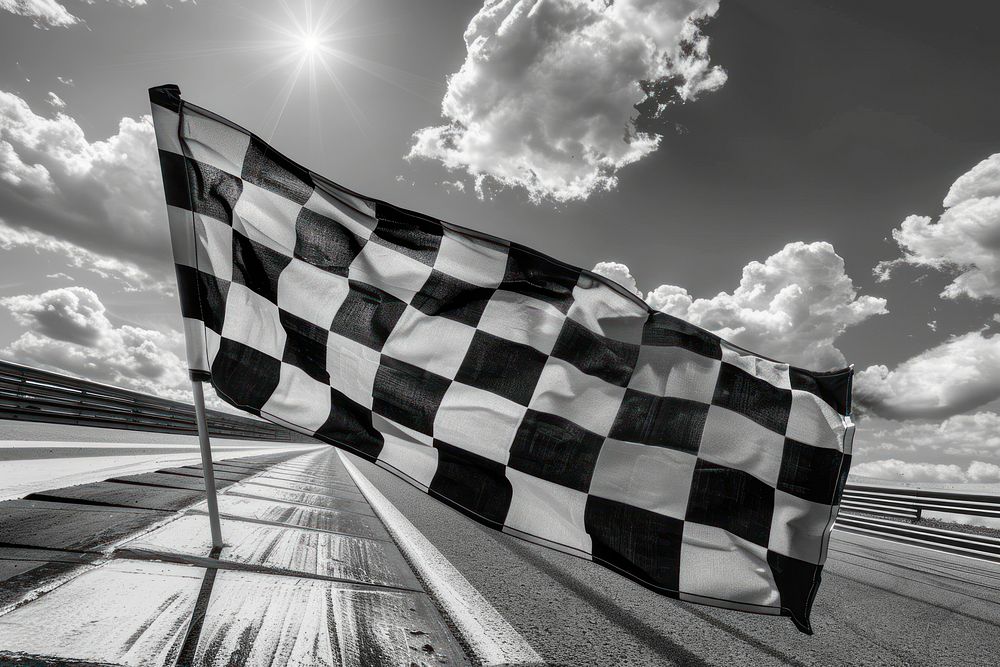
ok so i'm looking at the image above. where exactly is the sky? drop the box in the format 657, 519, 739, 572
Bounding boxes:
1, 0, 999, 485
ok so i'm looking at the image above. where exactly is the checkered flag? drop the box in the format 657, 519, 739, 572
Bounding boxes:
151, 84, 854, 634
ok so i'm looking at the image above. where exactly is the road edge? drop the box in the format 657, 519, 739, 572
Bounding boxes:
339, 451, 545, 667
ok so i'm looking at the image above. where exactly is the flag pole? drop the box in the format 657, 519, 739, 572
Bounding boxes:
191, 377, 224, 550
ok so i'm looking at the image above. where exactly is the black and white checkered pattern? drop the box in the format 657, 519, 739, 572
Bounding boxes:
151, 85, 855, 633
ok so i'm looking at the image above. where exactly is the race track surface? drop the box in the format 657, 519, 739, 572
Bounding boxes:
350, 453, 1000, 666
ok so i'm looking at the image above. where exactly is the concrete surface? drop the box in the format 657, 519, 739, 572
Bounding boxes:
0, 434, 324, 501
0, 444, 469, 667
347, 453, 1000, 666
2, 420, 997, 666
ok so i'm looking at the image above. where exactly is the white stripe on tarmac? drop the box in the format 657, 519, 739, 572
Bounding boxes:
0, 442, 325, 502
339, 451, 545, 667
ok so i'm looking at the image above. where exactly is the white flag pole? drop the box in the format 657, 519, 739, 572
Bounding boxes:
191, 378, 223, 550
149, 85, 223, 551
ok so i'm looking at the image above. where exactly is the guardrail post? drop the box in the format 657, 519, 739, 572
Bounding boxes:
191, 377, 224, 550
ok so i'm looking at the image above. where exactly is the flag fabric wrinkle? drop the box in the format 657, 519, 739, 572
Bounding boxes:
149, 84, 854, 633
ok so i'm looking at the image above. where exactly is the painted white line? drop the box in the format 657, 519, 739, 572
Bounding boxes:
339, 450, 545, 667
0, 442, 324, 501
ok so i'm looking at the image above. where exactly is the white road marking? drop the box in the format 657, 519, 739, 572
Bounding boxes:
339, 451, 546, 667
0, 441, 324, 501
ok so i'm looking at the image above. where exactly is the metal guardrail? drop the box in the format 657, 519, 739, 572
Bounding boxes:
835, 513, 1000, 564
4, 358, 998, 561
841, 484, 1000, 521
837, 483, 1000, 563
0, 359, 312, 443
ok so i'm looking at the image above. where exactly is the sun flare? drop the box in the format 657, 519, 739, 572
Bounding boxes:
225, 0, 438, 139
300, 32, 322, 57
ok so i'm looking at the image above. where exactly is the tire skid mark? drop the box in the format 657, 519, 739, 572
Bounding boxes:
187, 570, 461, 666
122, 590, 183, 653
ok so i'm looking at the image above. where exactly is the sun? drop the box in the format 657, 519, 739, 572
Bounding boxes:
256, 1, 340, 67
299, 31, 323, 58
236, 0, 437, 139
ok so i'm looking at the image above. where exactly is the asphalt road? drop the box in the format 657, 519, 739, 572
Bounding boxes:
349, 453, 1000, 667
2, 422, 997, 666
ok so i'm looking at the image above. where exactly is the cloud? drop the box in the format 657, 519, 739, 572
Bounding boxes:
850, 459, 1000, 485
441, 179, 466, 194
0, 89, 172, 272
592, 261, 642, 297
1, 0, 194, 29
854, 330, 1000, 420
0, 138, 53, 191
0, 286, 245, 413
967, 461, 1000, 483
851, 459, 966, 484
45, 272, 74, 281
603, 241, 887, 370
408, 0, 727, 203
0, 286, 190, 397
0, 0, 80, 28
2, 287, 109, 345
861, 411, 1000, 460
0, 220, 172, 293
876, 153, 1000, 300
46, 91, 66, 110
56, 77, 74, 87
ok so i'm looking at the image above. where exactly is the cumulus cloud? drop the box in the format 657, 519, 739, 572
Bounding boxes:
967, 461, 1000, 483
599, 241, 887, 370
0, 286, 244, 413
876, 153, 1000, 301
0, 89, 172, 272
854, 330, 1000, 420
2, 287, 110, 345
863, 412, 1000, 461
408, 0, 727, 202
0, 220, 171, 293
0, 286, 190, 400
0, 138, 53, 191
592, 261, 642, 297
851, 459, 1000, 485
